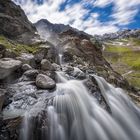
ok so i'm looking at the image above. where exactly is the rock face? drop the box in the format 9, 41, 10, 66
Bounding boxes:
0, 0, 39, 44
0, 58, 22, 79
36, 74, 56, 89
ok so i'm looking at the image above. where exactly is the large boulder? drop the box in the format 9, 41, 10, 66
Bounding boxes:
0, 58, 22, 79
36, 74, 56, 89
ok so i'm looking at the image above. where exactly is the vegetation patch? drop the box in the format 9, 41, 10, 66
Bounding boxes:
0, 36, 41, 56
106, 45, 131, 53
126, 72, 140, 88
104, 42, 140, 88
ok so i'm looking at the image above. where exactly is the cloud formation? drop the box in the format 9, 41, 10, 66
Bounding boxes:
13, 0, 140, 35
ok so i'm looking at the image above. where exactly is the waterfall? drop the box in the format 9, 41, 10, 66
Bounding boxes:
20, 71, 140, 140
59, 54, 63, 66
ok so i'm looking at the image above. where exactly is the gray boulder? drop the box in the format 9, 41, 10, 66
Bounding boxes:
22, 64, 32, 72
41, 59, 54, 71
0, 58, 22, 79
52, 63, 61, 71
19, 69, 39, 81
36, 74, 56, 89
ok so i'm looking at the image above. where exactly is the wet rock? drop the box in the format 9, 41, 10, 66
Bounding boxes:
16, 53, 35, 68
7, 81, 36, 96
20, 69, 39, 81
5, 81, 37, 110
0, 44, 6, 58
52, 63, 61, 71
22, 64, 32, 72
0, 116, 22, 140
41, 59, 54, 71
36, 74, 56, 89
0, 58, 22, 79
63, 65, 74, 74
0, 89, 5, 111
73, 67, 86, 80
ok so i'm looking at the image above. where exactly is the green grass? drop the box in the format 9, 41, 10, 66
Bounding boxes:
0, 36, 41, 56
127, 71, 140, 88
129, 38, 140, 46
106, 45, 131, 53
105, 45, 140, 70
104, 44, 140, 88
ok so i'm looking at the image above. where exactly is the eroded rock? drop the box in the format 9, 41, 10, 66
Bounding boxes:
36, 74, 56, 89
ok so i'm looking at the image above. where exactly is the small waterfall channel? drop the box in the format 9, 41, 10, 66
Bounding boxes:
18, 54, 140, 140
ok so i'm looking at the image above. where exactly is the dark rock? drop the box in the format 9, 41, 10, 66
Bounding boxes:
52, 63, 61, 71
73, 67, 86, 80
41, 59, 54, 71
0, 116, 22, 140
63, 65, 74, 74
36, 74, 56, 89
0, 44, 6, 58
0, 89, 5, 111
34, 48, 48, 63
21, 64, 32, 72
20, 69, 39, 81
0, 58, 22, 80
4, 49, 17, 58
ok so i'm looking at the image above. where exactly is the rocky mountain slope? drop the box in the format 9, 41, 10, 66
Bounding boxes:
0, 0, 40, 44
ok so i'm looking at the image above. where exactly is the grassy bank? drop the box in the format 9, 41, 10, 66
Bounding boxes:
104, 38, 140, 88
0, 36, 41, 55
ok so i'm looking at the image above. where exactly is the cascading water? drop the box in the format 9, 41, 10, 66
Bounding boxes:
19, 70, 140, 140
59, 54, 63, 66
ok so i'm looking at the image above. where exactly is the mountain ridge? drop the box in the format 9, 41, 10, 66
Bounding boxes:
0, 0, 40, 44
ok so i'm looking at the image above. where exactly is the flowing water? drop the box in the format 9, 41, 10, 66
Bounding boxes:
59, 54, 63, 66
20, 71, 140, 140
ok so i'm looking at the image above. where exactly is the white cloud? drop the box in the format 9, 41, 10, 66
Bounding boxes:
112, 0, 140, 25
13, 0, 139, 35
94, 0, 113, 7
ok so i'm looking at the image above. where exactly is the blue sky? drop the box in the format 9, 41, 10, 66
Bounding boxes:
13, 0, 140, 35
